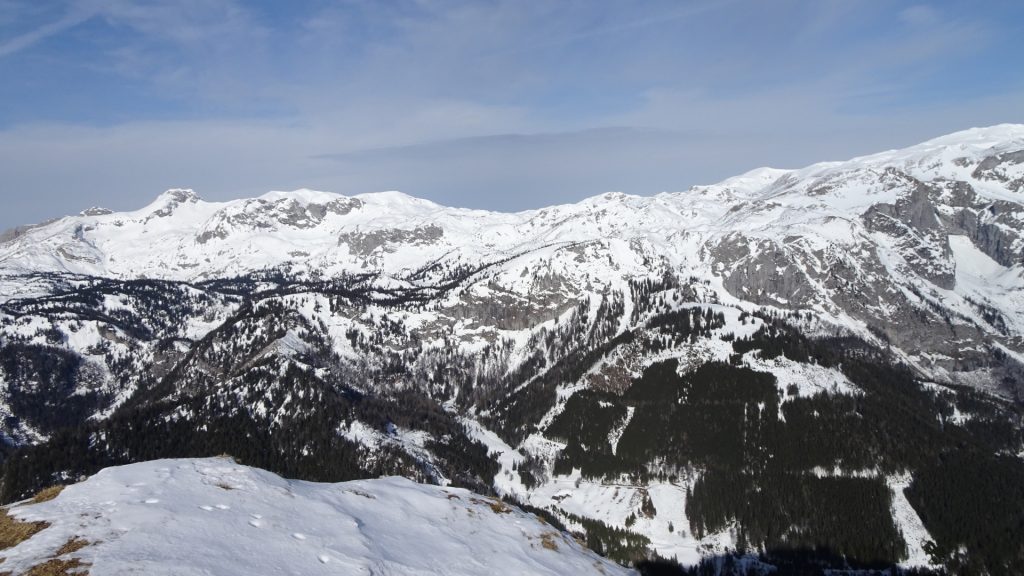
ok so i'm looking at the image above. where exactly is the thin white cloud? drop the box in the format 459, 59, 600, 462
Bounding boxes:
0, 4, 97, 58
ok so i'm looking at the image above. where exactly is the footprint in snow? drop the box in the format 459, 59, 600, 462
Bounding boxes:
292, 533, 306, 540
199, 505, 214, 511
143, 499, 160, 504
318, 555, 330, 564
250, 513, 262, 519
248, 519, 264, 528
215, 504, 230, 510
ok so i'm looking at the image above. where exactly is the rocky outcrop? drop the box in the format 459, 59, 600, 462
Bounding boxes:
338, 225, 444, 256
711, 235, 819, 308
196, 197, 365, 243
972, 150, 1024, 192
151, 189, 202, 218
862, 176, 954, 289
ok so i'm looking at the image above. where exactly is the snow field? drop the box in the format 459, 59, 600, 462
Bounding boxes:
0, 457, 632, 576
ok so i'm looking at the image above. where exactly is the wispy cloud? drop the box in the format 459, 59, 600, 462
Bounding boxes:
0, 3, 97, 58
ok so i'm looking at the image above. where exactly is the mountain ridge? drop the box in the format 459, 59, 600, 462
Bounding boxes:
3, 124, 1023, 279
3, 124, 1023, 395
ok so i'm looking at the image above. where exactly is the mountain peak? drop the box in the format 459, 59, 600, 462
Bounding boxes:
139, 188, 205, 219
715, 166, 793, 192
80, 206, 113, 217
157, 188, 202, 204
354, 190, 441, 208
258, 188, 346, 205
919, 123, 1024, 147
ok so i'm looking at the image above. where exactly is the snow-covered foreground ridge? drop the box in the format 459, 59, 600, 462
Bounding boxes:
0, 457, 631, 576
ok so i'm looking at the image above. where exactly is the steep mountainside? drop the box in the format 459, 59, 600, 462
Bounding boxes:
1, 125, 1023, 574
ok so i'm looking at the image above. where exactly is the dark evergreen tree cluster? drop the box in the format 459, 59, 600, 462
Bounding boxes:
538, 313, 1024, 572
559, 510, 652, 565
0, 343, 109, 436
905, 452, 1024, 576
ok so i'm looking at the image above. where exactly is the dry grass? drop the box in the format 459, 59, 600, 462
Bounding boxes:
28, 487, 65, 505
22, 557, 89, 576
0, 537, 94, 576
540, 532, 559, 551
0, 510, 50, 551
214, 482, 235, 491
54, 538, 90, 557
0, 485, 67, 552
469, 497, 511, 514
488, 500, 511, 514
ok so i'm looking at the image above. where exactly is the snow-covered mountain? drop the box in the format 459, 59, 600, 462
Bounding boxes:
1, 125, 1023, 575
0, 457, 630, 575
3, 124, 1023, 394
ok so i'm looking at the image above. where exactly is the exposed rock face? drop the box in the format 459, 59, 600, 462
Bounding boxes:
926, 179, 1024, 268
195, 196, 365, 244
862, 177, 954, 289
448, 276, 579, 331
712, 235, 819, 308
150, 189, 202, 218
81, 207, 113, 216
338, 225, 444, 256
972, 149, 1024, 192
954, 205, 1023, 267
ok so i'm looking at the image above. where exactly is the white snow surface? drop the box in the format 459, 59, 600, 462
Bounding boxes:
887, 474, 939, 569
0, 457, 632, 576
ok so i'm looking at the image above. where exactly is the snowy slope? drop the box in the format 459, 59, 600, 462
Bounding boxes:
0, 457, 631, 576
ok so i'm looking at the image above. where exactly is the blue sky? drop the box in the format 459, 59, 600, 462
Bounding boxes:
1, 0, 1022, 229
